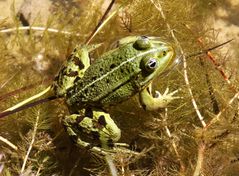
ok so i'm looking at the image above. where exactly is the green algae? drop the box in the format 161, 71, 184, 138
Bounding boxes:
0, 0, 238, 175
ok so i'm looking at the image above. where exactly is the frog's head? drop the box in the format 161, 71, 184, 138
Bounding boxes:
127, 36, 178, 86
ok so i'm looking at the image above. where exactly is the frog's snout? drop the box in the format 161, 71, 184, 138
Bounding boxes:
158, 44, 175, 58
167, 46, 175, 56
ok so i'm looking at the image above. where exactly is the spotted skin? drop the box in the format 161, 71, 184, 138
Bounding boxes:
53, 45, 90, 97
52, 36, 178, 154
63, 108, 121, 150
53, 45, 122, 153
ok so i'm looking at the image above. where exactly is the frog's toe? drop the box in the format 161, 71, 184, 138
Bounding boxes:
162, 87, 169, 95
110, 145, 140, 155
90, 145, 139, 156
155, 88, 180, 100
140, 87, 180, 110
114, 142, 129, 147
153, 88, 180, 108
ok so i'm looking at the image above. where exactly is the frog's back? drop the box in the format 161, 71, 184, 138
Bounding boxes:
66, 45, 141, 107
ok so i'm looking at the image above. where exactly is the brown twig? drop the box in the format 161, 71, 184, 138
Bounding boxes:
85, 0, 116, 45
0, 96, 56, 119
0, 79, 52, 102
0, 136, 18, 151
206, 91, 239, 128
197, 37, 237, 92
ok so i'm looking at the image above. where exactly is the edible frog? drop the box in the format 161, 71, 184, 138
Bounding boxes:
52, 36, 178, 154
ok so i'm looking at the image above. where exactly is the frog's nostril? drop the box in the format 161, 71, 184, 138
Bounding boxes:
141, 35, 148, 39
163, 50, 167, 56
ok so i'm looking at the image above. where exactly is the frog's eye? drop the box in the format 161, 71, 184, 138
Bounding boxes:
141, 57, 158, 73
133, 36, 151, 50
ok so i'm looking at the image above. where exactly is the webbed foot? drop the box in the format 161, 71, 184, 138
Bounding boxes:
154, 87, 180, 106
62, 108, 140, 155
140, 85, 180, 111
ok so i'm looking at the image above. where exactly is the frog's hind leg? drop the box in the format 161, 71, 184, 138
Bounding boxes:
63, 108, 122, 154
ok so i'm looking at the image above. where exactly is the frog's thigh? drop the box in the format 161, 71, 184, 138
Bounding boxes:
92, 110, 121, 149
63, 110, 121, 150
63, 115, 91, 148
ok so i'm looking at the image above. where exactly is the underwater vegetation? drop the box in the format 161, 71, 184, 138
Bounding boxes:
0, 0, 239, 175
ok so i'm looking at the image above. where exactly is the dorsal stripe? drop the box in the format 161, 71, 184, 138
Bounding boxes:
80, 48, 158, 92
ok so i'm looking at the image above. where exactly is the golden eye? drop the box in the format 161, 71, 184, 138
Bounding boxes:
141, 57, 158, 73
133, 36, 151, 50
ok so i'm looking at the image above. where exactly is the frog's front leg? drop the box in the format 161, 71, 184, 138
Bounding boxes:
63, 108, 122, 154
139, 83, 179, 111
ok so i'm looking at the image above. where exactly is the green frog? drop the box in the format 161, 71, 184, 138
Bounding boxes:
52, 36, 178, 154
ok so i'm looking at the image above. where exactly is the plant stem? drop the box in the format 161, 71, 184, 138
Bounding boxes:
0, 136, 18, 151
193, 143, 205, 176
20, 110, 40, 174
0, 26, 81, 36
151, 0, 206, 127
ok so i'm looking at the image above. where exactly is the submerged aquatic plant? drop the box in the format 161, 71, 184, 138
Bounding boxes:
0, 0, 238, 175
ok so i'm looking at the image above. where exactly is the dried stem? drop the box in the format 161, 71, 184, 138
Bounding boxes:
150, 1, 208, 175
105, 155, 118, 176
118, 154, 126, 176
150, 0, 206, 127
193, 143, 205, 176
85, 0, 117, 45
20, 110, 40, 174
197, 38, 238, 92
206, 91, 239, 128
119, 11, 132, 33
0, 96, 56, 119
184, 25, 237, 92
0, 73, 17, 89
3, 86, 51, 113
163, 108, 185, 172
36, 166, 42, 176
0, 136, 18, 151
0, 79, 51, 102
0, 26, 81, 36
